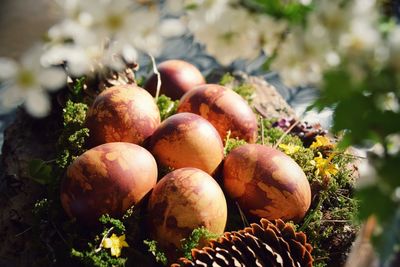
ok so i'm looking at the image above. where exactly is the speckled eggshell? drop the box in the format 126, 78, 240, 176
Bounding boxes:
60, 142, 158, 225
223, 144, 311, 222
85, 84, 160, 147
148, 112, 224, 175
147, 167, 227, 259
178, 84, 258, 143
144, 60, 205, 100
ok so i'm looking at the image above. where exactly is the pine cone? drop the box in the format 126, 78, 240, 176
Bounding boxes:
172, 219, 313, 267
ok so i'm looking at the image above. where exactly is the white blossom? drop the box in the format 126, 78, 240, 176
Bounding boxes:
0, 46, 66, 117
159, 18, 186, 38
388, 26, 400, 70
190, 6, 260, 65
185, 0, 230, 30
255, 15, 287, 56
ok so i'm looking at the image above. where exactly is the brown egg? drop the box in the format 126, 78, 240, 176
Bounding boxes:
144, 59, 205, 100
223, 144, 311, 222
148, 112, 224, 174
178, 84, 258, 143
147, 167, 227, 261
85, 84, 160, 147
60, 142, 157, 225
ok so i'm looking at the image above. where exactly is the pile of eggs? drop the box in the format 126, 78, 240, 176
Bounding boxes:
60, 59, 311, 260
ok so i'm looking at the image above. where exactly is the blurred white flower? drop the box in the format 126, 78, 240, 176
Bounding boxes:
185, 0, 230, 30
255, 15, 287, 56
190, 6, 260, 65
0, 46, 66, 117
339, 19, 381, 55
271, 26, 328, 86
128, 8, 163, 56
165, 0, 185, 15
388, 26, 400, 70
356, 158, 378, 188
159, 18, 186, 38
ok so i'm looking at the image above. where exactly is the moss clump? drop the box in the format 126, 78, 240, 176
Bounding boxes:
156, 94, 179, 121
180, 227, 220, 260
219, 72, 256, 104
223, 131, 248, 155
56, 100, 89, 169
143, 240, 167, 266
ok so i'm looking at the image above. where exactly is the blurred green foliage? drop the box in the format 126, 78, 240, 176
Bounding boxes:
312, 65, 400, 261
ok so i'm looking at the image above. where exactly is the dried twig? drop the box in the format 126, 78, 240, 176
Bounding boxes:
273, 119, 300, 149
95, 226, 114, 253
149, 54, 161, 101
235, 202, 250, 228
260, 116, 265, 145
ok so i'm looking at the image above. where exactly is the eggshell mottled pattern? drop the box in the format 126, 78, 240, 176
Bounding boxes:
85, 84, 160, 147
223, 144, 311, 222
148, 113, 224, 174
144, 60, 205, 100
178, 84, 258, 143
147, 167, 227, 260
60, 142, 157, 225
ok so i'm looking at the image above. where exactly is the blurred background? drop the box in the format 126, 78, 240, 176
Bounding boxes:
0, 0, 325, 152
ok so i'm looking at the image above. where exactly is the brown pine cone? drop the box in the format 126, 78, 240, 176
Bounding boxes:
171, 218, 313, 267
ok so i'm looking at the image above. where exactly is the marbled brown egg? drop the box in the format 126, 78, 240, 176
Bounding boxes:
148, 112, 224, 175
147, 168, 227, 261
85, 84, 160, 147
60, 142, 157, 225
144, 59, 205, 100
178, 84, 258, 143
223, 144, 311, 222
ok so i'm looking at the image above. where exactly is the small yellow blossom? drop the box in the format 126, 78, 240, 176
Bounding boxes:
278, 143, 301, 155
310, 135, 334, 149
310, 153, 339, 178
102, 234, 129, 257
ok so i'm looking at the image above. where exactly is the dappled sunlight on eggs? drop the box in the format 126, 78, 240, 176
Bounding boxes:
223, 144, 311, 222
60, 142, 157, 225
146, 167, 227, 261
85, 84, 160, 147
178, 84, 258, 143
147, 112, 224, 174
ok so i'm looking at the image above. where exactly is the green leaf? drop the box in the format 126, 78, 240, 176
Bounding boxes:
28, 159, 53, 185
356, 185, 396, 222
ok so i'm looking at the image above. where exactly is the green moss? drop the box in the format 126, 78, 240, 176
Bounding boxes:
99, 214, 126, 234
224, 131, 247, 155
232, 83, 256, 104
56, 100, 89, 169
260, 118, 359, 266
219, 73, 235, 86
62, 100, 88, 127
71, 246, 127, 267
258, 118, 303, 145
143, 240, 167, 265
219, 72, 256, 104
180, 227, 220, 260
157, 94, 179, 121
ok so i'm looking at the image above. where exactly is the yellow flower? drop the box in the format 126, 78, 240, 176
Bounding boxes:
311, 153, 339, 178
278, 143, 301, 155
310, 135, 334, 149
102, 234, 129, 257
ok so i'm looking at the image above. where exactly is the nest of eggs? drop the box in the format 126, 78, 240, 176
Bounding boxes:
0, 60, 358, 267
